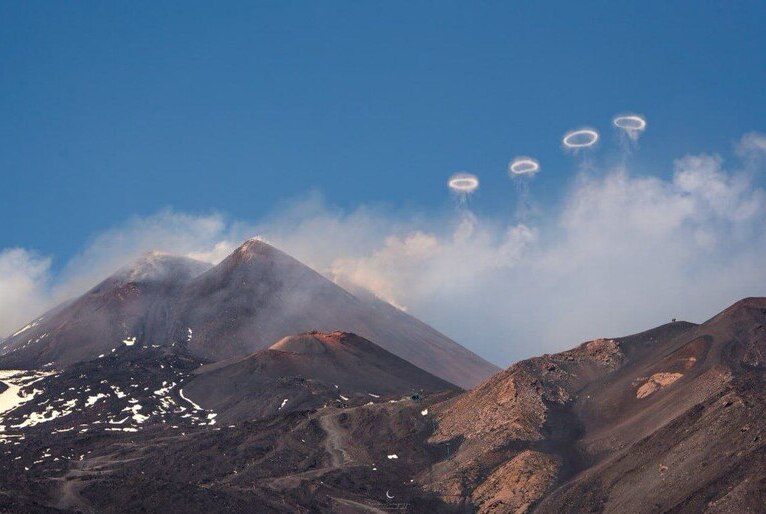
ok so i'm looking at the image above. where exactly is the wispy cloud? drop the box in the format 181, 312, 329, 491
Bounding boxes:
0, 248, 51, 336
0, 211, 237, 338
2, 133, 765, 367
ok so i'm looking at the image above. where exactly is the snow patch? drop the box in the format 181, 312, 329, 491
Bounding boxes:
179, 388, 204, 411
85, 393, 108, 407
10, 319, 41, 338
153, 381, 176, 396
122, 404, 149, 423
0, 370, 54, 419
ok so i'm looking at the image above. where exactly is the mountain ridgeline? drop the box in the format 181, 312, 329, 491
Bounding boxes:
0, 239, 498, 388
0, 239, 765, 513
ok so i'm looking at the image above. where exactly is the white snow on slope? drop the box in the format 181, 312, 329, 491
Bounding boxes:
179, 388, 204, 411
0, 370, 53, 418
85, 393, 108, 407
10, 318, 42, 338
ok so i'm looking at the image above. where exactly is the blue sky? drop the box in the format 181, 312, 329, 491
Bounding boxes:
2, 2, 766, 363
2, 2, 764, 259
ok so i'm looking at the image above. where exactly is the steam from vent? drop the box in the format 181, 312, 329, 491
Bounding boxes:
562, 128, 599, 149
613, 114, 647, 141
1, 132, 766, 366
508, 157, 541, 221
0, 249, 51, 337
447, 173, 480, 206
508, 157, 540, 176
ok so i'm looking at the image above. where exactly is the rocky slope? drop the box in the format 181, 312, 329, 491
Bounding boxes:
184, 331, 459, 422
0, 252, 211, 369
1, 297, 765, 513
424, 298, 766, 513
0, 331, 459, 513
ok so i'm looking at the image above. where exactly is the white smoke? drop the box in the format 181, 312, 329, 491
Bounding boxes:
2, 133, 765, 367
0, 210, 238, 337
259, 135, 766, 363
0, 248, 51, 336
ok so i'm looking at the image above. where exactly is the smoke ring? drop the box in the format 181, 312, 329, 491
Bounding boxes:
509, 157, 540, 176
562, 128, 599, 148
613, 115, 647, 131
448, 173, 479, 193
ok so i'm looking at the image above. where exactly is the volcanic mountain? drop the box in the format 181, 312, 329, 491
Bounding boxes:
168, 239, 496, 388
1, 297, 765, 513
0, 252, 211, 368
0, 239, 498, 388
183, 331, 460, 421
423, 297, 766, 512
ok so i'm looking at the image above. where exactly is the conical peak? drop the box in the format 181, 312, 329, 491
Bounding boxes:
268, 331, 356, 355
230, 237, 282, 260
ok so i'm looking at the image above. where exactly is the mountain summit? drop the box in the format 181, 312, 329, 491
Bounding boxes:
112, 251, 212, 284
0, 252, 210, 367
171, 239, 498, 387
0, 239, 498, 388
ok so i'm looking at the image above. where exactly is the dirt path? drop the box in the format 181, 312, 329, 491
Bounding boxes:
319, 412, 353, 467
52, 453, 142, 512
54, 472, 92, 514
267, 409, 358, 491
332, 497, 390, 513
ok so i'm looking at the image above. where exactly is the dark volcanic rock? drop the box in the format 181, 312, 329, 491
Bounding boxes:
184, 331, 460, 422
0, 349, 460, 513
3, 292, 766, 513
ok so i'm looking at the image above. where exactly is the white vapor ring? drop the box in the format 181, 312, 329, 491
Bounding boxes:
562, 128, 599, 148
448, 173, 479, 193
509, 157, 540, 175
613, 115, 646, 131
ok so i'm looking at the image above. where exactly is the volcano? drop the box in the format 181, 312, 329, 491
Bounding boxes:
183, 330, 459, 422
1, 297, 765, 512
0, 252, 210, 368
425, 298, 766, 512
0, 239, 498, 388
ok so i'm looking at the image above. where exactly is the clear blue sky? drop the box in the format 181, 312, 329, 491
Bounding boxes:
2, 1, 765, 263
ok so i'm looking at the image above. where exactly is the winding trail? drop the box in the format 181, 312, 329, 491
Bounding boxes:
267, 408, 358, 491
319, 412, 353, 467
